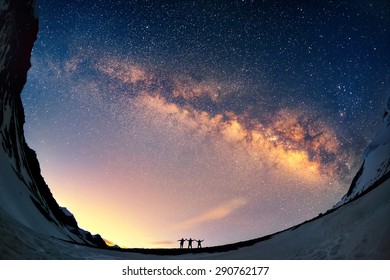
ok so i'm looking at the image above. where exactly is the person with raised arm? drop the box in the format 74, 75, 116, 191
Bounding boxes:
178, 238, 186, 249
195, 239, 204, 248
187, 238, 194, 249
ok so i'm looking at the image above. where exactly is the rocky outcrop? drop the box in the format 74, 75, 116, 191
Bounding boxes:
0, 0, 106, 248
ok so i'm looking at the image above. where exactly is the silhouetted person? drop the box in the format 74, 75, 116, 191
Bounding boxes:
187, 238, 194, 249
196, 239, 204, 248
178, 238, 186, 249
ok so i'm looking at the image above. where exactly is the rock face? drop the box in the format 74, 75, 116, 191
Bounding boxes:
0, 0, 106, 248
336, 95, 390, 206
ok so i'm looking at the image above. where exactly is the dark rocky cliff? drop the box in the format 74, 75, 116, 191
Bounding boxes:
0, 0, 106, 248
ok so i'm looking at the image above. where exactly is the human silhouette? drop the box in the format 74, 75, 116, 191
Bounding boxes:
196, 239, 204, 248
178, 238, 186, 249
187, 238, 194, 249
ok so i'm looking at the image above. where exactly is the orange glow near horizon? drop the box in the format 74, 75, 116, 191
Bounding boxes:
48, 177, 171, 248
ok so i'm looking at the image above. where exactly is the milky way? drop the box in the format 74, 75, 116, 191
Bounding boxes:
22, 1, 389, 248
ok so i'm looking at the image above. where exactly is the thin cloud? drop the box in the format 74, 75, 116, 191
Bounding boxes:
150, 240, 175, 245
174, 198, 247, 230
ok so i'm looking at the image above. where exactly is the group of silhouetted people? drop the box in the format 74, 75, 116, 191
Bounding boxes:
178, 238, 204, 249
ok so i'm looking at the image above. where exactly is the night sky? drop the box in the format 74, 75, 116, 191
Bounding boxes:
22, 0, 389, 248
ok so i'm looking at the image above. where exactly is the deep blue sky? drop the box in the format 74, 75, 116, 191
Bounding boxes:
22, 0, 390, 247
32, 0, 389, 143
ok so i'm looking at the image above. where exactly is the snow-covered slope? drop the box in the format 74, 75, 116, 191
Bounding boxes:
0, 0, 106, 248
336, 96, 390, 206
1, 174, 389, 259
0, 0, 389, 259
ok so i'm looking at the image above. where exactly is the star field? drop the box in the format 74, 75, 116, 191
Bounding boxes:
22, 0, 389, 248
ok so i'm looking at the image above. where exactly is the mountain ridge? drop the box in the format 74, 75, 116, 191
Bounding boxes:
0, 0, 107, 248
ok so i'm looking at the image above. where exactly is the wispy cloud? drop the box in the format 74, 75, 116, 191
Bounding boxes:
150, 240, 175, 246
174, 198, 247, 230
